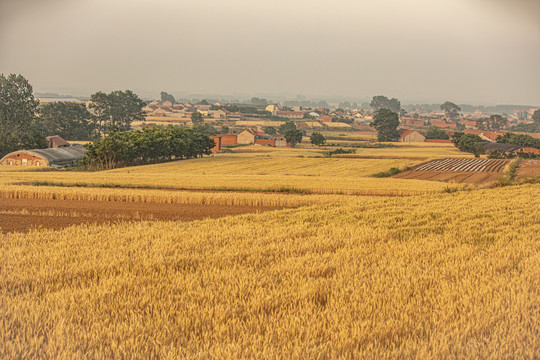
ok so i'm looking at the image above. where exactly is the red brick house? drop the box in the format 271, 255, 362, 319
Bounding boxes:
209, 136, 222, 152
46, 135, 70, 148
318, 115, 332, 123
217, 134, 238, 145
399, 129, 425, 142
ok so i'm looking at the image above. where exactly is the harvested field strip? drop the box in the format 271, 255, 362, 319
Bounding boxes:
0, 197, 283, 233
393, 168, 503, 185
19, 181, 315, 194
4, 182, 437, 199
518, 160, 540, 176
0, 185, 368, 208
415, 158, 508, 172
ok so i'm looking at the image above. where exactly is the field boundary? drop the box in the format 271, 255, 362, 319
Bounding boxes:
13, 181, 438, 197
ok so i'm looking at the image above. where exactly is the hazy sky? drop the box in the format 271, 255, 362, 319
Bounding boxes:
1, 0, 539, 104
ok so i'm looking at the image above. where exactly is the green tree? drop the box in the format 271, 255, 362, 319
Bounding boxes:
310, 132, 326, 146
476, 118, 488, 131
440, 101, 461, 119
496, 133, 540, 149
532, 109, 540, 123
0, 74, 46, 156
220, 125, 230, 134
82, 127, 214, 170
451, 132, 485, 157
250, 97, 268, 105
425, 126, 449, 140
279, 121, 297, 134
40, 101, 96, 140
508, 122, 540, 133
370, 95, 401, 113
450, 131, 464, 147
370, 109, 400, 141
316, 100, 329, 108
489, 114, 508, 131
192, 124, 217, 136
284, 129, 303, 147
160, 91, 176, 104
89, 90, 145, 136
191, 111, 204, 126
263, 126, 277, 135
476, 115, 508, 131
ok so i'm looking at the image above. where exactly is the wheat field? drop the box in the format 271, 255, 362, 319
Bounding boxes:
1, 184, 539, 358
0, 183, 361, 207
1, 144, 538, 358
0, 151, 460, 196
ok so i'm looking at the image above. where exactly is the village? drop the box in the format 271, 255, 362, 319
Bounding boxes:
1, 94, 538, 168
132, 98, 540, 153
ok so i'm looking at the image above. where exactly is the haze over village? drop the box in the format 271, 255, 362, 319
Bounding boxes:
2, 0, 540, 104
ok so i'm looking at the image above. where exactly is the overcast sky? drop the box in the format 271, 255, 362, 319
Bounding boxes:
1, 0, 539, 105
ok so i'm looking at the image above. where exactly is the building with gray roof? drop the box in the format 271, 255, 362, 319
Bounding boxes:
0, 145, 87, 168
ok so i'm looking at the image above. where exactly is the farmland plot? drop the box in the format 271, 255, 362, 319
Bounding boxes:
394, 158, 509, 184
0, 197, 283, 233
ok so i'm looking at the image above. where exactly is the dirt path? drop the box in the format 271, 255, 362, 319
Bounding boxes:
0, 198, 282, 233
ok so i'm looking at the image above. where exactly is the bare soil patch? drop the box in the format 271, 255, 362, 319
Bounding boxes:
393, 158, 508, 185
518, 160, 540, 177
0, 198, 282, 233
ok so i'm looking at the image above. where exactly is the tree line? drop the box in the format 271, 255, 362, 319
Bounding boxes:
0, 74, 47, 156
0, 74, 147, 157
496, 133, 540, 149
82, 127, 215, 170
508, 110, 540, 133
451, 131, 540, 158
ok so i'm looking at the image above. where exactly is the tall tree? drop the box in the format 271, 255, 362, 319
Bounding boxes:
220, 125, 230, 134
370, 109, 400, 141
488, 114, 508, 131
532, 109, 540, 123
278, 121, 303, 147
370, 95, 401, 113
263, 126, 277, 135
89, 90, 145, 135
425, 127, 449, 140
40, 101, 96, 140
191, 111, 204, 125
476, 114, 508, 131
316, 100, 329, 108
310, 132, 326, 146
279, 121, 298, 134
440, 101, 461, 119
160, 91, 176, 104
475, 118, 488, 131
0, 74, 46, 156
192, 124, 217, 136
284, 129, 303, 147
251, 97, 268, 105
